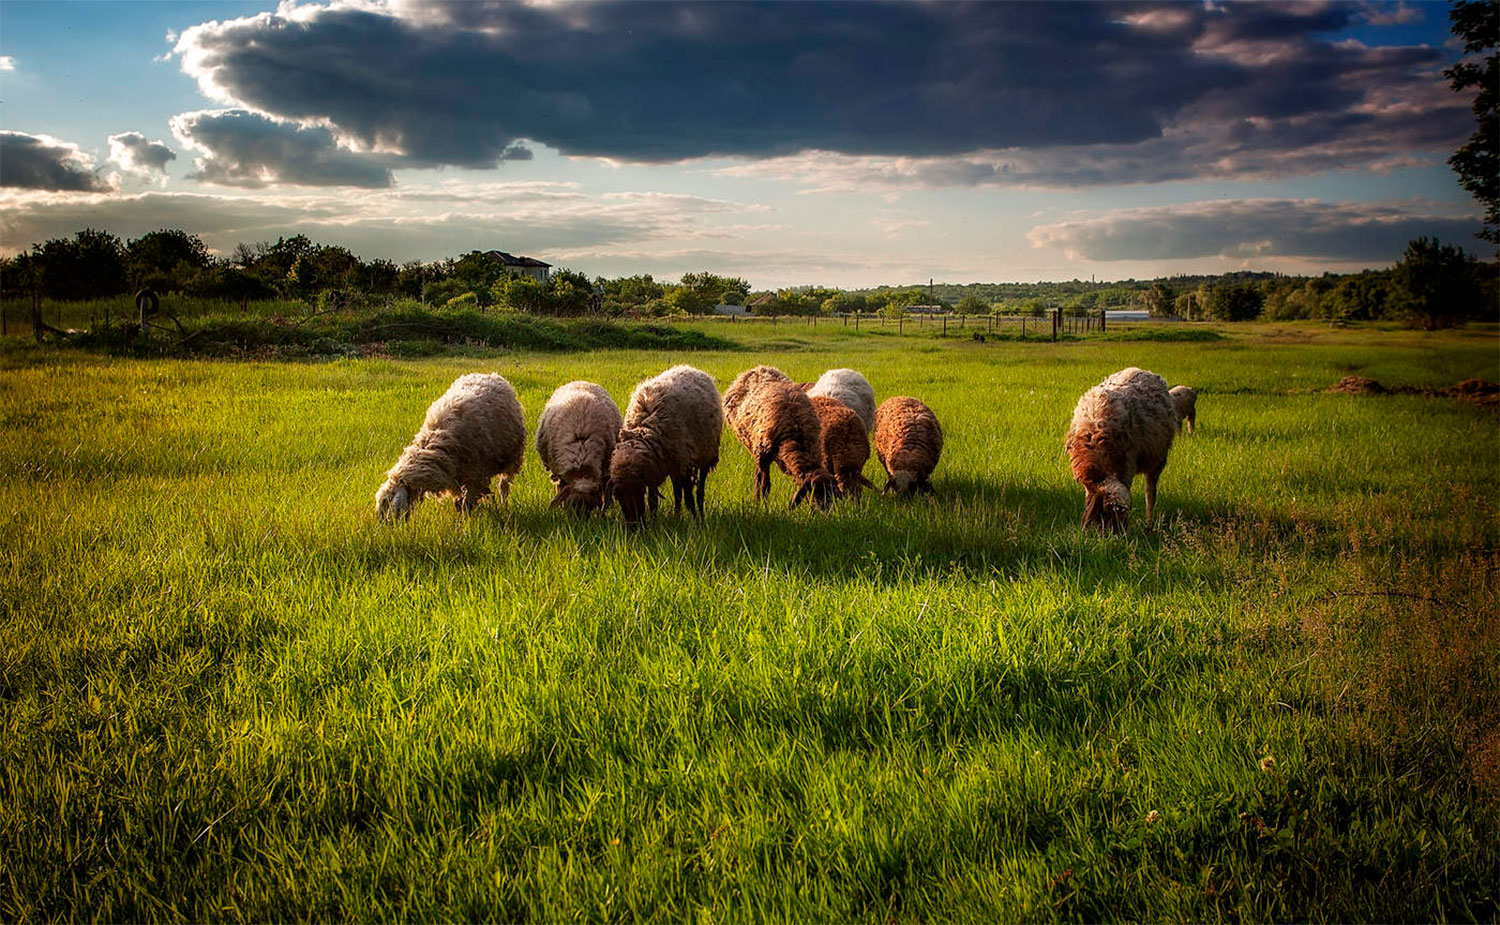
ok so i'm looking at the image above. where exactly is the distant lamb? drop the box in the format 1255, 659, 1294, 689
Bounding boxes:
609, 365, 723, 528
807, 368, 876, 433
1169, 385, 1198, 434
810, 395, 877, 498
536, 380, 623, 515
1065, 367, 1178, 532
375, 373, 525, 522
723, 365, 837, 509
873, 396, 944, 495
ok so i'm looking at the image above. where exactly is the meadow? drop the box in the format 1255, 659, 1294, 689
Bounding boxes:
1, 321, 1497, 920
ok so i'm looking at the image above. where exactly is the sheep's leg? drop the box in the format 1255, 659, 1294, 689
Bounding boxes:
754, 450, 776, 501
456, 481, 490, 514
694, 468, 707, 517
1144, 465, 1164, 527
671, 475, 688, 516
648, 484, 660, 517
496, 475, 512, 502
1186, 411, 1196, 434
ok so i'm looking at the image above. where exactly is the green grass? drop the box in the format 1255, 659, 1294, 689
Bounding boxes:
1, 323, 1497, 920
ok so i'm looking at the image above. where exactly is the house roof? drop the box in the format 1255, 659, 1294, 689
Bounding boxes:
483, 250, 552, 268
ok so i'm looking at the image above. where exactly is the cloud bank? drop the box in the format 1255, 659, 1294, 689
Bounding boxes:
0, 132, 112, 192
1029, 200, 1484, 262
169, 109, 395, 188
169, 0, 1469, 185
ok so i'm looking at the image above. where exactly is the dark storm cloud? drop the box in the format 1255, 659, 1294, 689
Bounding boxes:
0, 132, 112, 192
108, 132, 177, 180
172, 0, 1462, 174
1029, 200, 1485, 263
170, 109, 395, 188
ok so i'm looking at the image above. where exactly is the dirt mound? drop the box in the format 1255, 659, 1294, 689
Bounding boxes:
1448, 378, 1500, 408
1326, 376, 1387, 395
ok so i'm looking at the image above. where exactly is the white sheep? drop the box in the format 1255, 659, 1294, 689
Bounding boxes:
1065, 367, 1177, 532
536, 380, 623, 515
609, 365, 723, 528
375, 373, 525, 522
806, 368, 876, 433
1169, 385, 1198, 434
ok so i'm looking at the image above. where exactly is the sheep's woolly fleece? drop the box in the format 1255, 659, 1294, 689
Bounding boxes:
536, 380, 623, 512
873, 396, 944, 494
376, 372, 525, 521
810, 395, 875, 497
610, 364, 723, 524
723, 365, 835, 506
806, 368, 877, 433
1064, 366, 1177, 531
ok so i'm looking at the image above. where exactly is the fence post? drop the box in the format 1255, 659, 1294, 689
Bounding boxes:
854, 312, 860, 331
1100, 309, 1106, 333
1051, 308, 1058, 341
942, 314, 947, 336
1021, 316, 1026, 339
899, 315, 904, 334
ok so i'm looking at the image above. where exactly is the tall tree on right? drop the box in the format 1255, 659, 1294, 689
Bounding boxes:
1446, 0, 1499, 244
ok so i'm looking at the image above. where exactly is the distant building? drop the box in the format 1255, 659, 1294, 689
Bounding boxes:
713, 303, 753, 316
483, 250, 551, 280
907, 304, 949, 313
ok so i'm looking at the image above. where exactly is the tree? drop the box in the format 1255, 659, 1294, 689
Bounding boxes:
1144, 282, 1175, 318
1392, 237, 1485, 329
1447, 0, 1499, 243
955, 294, 990, 314
1207, 283, 1263, 321
126, 229, 211, 291
679, 271, 750, 307
31, 229, 127, 300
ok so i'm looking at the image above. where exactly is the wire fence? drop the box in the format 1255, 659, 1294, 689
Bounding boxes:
673, 308, 1112, 340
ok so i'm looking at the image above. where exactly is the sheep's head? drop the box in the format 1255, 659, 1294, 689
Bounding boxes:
551, 471, 607, 517
609, 439, 657, 531
375, 479, 413, 523
1081, 477, 1130, 533
790, 470, 837, 511
885, 471, 917, 496
838, 471, 879, 500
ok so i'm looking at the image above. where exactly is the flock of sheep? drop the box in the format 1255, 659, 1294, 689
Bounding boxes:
375, 364, 1198, 533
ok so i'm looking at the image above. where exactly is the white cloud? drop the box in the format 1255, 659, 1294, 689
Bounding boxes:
0, 56, 16, 72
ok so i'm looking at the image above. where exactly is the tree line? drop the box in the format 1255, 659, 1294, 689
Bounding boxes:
0, 227, 1493, 329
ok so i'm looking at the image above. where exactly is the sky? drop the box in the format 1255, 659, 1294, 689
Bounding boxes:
0, 0, 1489, 288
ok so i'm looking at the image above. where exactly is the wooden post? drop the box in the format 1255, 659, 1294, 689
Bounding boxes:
899, 315, 904, 334
1100, 308, 1106, 333
854, 312, 860, 331
942, 314, 947, 336
1051, 308, 1058, 341
1021, 316, 1026, 339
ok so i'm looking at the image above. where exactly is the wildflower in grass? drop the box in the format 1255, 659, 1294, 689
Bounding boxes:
1145, 810, 1161, 825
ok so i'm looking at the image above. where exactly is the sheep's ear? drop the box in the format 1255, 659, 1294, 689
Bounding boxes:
790, 481, 811, 509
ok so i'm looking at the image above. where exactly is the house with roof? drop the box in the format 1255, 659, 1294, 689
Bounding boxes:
483, 251, 552, 281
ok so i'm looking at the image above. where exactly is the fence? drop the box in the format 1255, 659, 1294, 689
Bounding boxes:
677, 308, 1108, 340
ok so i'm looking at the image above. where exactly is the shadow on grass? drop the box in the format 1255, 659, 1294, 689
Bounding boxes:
339, 469, 1342, 597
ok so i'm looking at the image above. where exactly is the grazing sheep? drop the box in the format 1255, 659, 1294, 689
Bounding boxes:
723, 365, 837, 509
536, 380, 623, 515
810, 395, 877, 499
375, 373, 525, 522
1169, 385, 1198, 434
807, 368, 877, 433
1065, 367, 1178, 533
873, 396, 944, 495
609, 365, 723, 529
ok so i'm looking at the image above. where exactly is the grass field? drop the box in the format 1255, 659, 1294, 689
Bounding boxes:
2, 322, 1497, 920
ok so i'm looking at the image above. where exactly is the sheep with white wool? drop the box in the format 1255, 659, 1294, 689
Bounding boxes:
1065, 367, 1178, 533
609, 365, 723, 529
806, 368, 876, 433
723, 365, 837, 509
536, 380, 623, 515
873, 396, 944, 495
809, 395, 877, 499
375, 372, 525, 522
1169, 385, 1198, 434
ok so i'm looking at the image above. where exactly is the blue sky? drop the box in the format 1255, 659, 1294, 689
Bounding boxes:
0, 0, 1487, 287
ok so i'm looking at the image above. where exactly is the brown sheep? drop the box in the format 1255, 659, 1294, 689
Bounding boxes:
873, 396, 944, 495
1169, 385, 1198, 434
608, 365, 723, 529
1065, 367, 1178, 532
723, 365, 836, 509
809, 395, 876, 498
